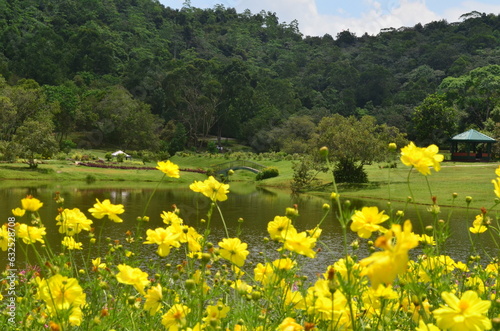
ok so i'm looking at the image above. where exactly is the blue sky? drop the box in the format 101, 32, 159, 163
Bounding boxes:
160, 0, 500, 37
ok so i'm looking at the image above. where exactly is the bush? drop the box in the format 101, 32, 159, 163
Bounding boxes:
333, 158, 368, 183
60, 139, 77, 153
256, 166, 279, 181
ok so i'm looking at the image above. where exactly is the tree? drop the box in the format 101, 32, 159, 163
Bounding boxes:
14, 116, 58, 168
411, 93, 459, 145
313, 115, 407, 183
439, 65, 500, 129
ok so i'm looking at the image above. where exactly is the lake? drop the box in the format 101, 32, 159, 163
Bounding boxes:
0, 180, 496, 272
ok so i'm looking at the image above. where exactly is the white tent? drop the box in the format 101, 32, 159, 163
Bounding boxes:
111, 150, 131, 159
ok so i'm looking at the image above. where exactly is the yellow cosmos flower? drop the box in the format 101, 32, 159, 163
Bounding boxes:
305, 279, 351, 325
267, 216, 293, 241
36, 274, 86, 326
12, 208, 26, 217
144, 227, 181, 257
0, 224, 9, 251
231, 279, 253, 294
56, 208, 93, 236
161, 304, 190, 329
360, 220, 419, 288
400, 142, 443, 175
218, 237, 249, 267
161, 211, 183, 225
433, 291, 491, 331
418, 234, 436, 245
272, 258, 296, 270
91, 257, 106, 270
203, 302, 230, 323
189, 176, 229, 202
277, 317, 304, 331
350, 206, 389, 239
283, 229, 317, 258
115, 264, 150, 295
21, 195, 44, 212
492, 177, 500, 199
144, 284, 163, 316
496, 165, 500, 177
470, 214, 488, 234
88, 199, 125, 223
415, 320, 440, 331
62, 236, 83, 250
156, 160, 180, 178
15, 223, 46, 244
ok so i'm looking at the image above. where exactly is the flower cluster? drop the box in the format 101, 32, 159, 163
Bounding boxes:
3, 153, 499, 331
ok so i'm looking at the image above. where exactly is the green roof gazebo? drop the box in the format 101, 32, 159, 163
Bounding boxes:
450, 129, 496, 161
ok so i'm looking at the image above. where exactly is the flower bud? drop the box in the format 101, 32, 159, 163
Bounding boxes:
388, 143, 397, 151
319, 146, 329, 157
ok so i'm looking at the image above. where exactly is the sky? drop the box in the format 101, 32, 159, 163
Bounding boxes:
160, 0, 500, 37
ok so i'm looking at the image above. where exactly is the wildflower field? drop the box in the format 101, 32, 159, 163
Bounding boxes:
2, 145, 500, 330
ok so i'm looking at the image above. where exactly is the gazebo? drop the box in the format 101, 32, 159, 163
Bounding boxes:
450, 129, 496, 161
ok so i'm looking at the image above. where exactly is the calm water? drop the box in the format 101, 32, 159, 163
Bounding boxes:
1, 181, 498, 272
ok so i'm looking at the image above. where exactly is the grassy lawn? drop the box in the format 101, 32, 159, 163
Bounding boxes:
1, 150, 498, 210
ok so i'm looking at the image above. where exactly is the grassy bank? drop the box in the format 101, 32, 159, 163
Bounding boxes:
1, 151, 499, 209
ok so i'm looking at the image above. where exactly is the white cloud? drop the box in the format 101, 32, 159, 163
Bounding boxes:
442, 1, 500, 22
162, 0, 500, 37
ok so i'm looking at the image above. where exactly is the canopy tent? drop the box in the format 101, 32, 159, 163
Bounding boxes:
111, 150, 131, 159
450, 129, 496, 161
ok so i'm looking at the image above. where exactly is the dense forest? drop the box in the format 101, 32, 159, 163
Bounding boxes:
0, 0, 500, 157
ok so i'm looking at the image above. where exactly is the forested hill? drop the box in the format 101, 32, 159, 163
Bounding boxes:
1, 0, 500, 153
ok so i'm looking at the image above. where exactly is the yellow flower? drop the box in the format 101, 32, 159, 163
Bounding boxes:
203, 302, 230, 323
306, 279, 351, 324
144, 284, 163, 315
493, 178, 500, 199
144, 227, 181, 257
218, 237, 249, 267
12, 208, 25, 217
88, 199, 125, 223
161, 211, 183, 225
156, 160, 180, 178
189, 176, 230, 202
56, 208, 93, 235
418, 234, 436, 245
272, 258, 296, 270
161, 304, 190, 330
267, 216, 293, 241
277, 317, 304, 331
433, 291, 491, 331
360, 220, 419, 288
36, 274, 86, 326
350, 206, 389, 239
470, 214, 488, 234
400, 142, 443, 175
15, 223, 46, 244
116, 264, 150, 295
496, 165, 500, 177
0, 225, 9, 251
283, 229, 317, 258
21, 195, 43, 212
91, 257, 106, 269
62, 236, 83, 250
415, 320, 440, 331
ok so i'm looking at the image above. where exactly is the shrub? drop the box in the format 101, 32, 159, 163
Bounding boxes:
333, 158, 368, 183
256, 166, 279, 180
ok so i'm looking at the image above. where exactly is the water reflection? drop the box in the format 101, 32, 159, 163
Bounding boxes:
1, 181, 498, 273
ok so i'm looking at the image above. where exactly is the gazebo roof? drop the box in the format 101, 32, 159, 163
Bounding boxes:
451, 129, 496, 142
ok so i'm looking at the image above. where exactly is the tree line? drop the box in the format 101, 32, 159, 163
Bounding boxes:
1, 1, 500, 159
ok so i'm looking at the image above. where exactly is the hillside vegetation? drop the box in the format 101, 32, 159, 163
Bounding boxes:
0, 1, 500, 159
